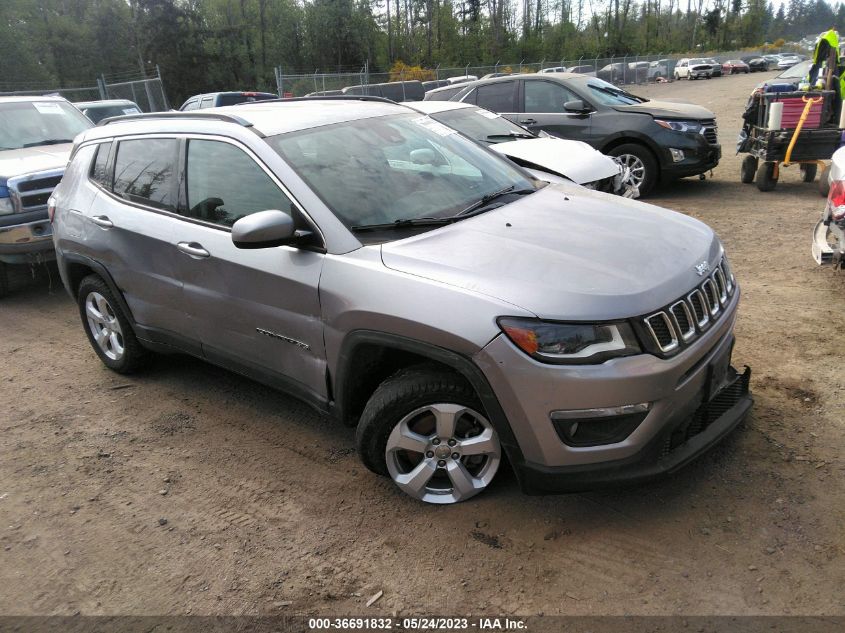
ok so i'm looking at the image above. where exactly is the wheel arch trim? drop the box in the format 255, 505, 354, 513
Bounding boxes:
60, 253, 138, 330
333, 330, 526, 469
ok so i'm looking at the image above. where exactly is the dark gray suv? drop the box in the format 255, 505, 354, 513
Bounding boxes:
448, 73, 721, 195
50, 98, 751, 504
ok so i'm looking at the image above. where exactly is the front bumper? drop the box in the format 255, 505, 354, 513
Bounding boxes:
0, 218, 55, 264
473, 290, 750, 492
516, 366, 751, 493
660, 134, 721, 179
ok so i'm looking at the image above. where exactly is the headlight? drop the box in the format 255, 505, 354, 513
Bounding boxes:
497, 317, 641, 364
0, 193, 14, 215
654, 119, 702, 133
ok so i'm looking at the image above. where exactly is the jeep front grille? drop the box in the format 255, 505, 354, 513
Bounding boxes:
641, 257, 735, 355
7, 169, 64, 213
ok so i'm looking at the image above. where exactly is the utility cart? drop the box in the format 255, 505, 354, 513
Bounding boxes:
739, 89, 842, 192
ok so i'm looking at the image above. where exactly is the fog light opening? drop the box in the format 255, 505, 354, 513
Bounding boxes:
670, 148, 685, 163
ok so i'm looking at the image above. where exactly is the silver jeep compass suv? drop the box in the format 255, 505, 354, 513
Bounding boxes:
51, 98, 752, 504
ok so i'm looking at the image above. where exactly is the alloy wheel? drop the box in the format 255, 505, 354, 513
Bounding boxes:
85, 291, 125, 361
385, 403, 501, 504
615, 154, 647, 189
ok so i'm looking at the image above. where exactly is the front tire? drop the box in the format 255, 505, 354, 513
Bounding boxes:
0, 263, 8, 299
608, 143, 658, 196
77, 275, 148, 373
740, 155, 758, 183
356, 365, 502, 504
756, 161, 778, 191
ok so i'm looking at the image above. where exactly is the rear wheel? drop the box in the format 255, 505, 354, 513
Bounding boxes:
740, 155, 758, 184
77, 275, 148, 373
356, 365, 502, 504
674, 72, 680, 81
756, 161, 778, 191
800, 163, 818, 183
820, 164, 832, 197
608, 143, 658, 196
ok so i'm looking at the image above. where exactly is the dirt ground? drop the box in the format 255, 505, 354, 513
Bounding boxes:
1, 71, 844, 618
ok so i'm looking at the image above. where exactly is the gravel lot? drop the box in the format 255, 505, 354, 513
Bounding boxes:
1, 71, 843, 617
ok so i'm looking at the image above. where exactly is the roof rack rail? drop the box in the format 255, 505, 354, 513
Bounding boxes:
241, 95, 398, 105
97, 111, 256, 128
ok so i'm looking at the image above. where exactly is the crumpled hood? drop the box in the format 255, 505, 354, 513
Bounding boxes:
490, 137, 620, 184
380, 184, 722, 321
613, 99, 715, 120
0, 144, 72, 183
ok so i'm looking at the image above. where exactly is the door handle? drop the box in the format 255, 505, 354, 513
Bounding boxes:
90, 215, 113, 228
519, 118, 537, 125
176, 242, 210, 258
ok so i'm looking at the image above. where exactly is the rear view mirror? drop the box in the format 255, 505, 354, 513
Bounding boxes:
564, 100, 588, 113
232, 210, 296, 249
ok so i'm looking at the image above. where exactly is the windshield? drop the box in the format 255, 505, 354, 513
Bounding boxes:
267, 113, 535, 230
0, 100, 92, 150
586, 79, 644, 105
777, 59, 811, 79
429, 107, 535, 143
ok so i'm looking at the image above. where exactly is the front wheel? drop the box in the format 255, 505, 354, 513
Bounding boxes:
356, 366, 502, 504
756, 161, 778, 191
740, 155, 758, 183
77, 275, 148, 373
0, 263, 8, 299
608, 143, 658, 196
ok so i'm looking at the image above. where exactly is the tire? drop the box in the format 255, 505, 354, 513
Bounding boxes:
740, 155, 758, 184
688, 74, 694, 80
755, 161, 778, 191
77, 274, 148, 373
608, 142, 659, 197
0, 263, 8, 299
800, 163, 817, 183
820, 164, 832, 197
674, 72, 680, 81
355, 365, 502, 504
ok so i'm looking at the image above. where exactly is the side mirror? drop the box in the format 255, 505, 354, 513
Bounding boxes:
231, 210, 296, 249
564, 99, 589, 113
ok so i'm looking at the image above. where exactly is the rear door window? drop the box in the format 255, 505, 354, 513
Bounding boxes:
474, 82, 517, 112
113, 138, 179, 211
184, 139, 294, 227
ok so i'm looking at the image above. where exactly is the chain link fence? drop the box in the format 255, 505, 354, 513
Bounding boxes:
0, 68, 170, 112
275, 49, 803, 98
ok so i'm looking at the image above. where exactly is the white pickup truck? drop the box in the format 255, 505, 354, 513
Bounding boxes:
0, 96, 92, 296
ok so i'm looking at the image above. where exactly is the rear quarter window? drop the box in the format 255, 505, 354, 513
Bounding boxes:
89, 142, 113, 189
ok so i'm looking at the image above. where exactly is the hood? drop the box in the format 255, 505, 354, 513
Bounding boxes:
614, 99, 715, 120
490, 137, 619, 184
0, 144, 73, 182
380, 184, 722, 321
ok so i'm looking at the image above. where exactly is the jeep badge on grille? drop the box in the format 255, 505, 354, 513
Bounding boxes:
695, 261, 711, 276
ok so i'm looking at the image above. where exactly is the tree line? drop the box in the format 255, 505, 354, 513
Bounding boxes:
1, 0, 844, 103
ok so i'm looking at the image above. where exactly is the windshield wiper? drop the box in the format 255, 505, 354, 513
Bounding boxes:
485, 132, 535, 140
351, 217, 454, 232
455, 185, 535, 217
23, 139, 74, 147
